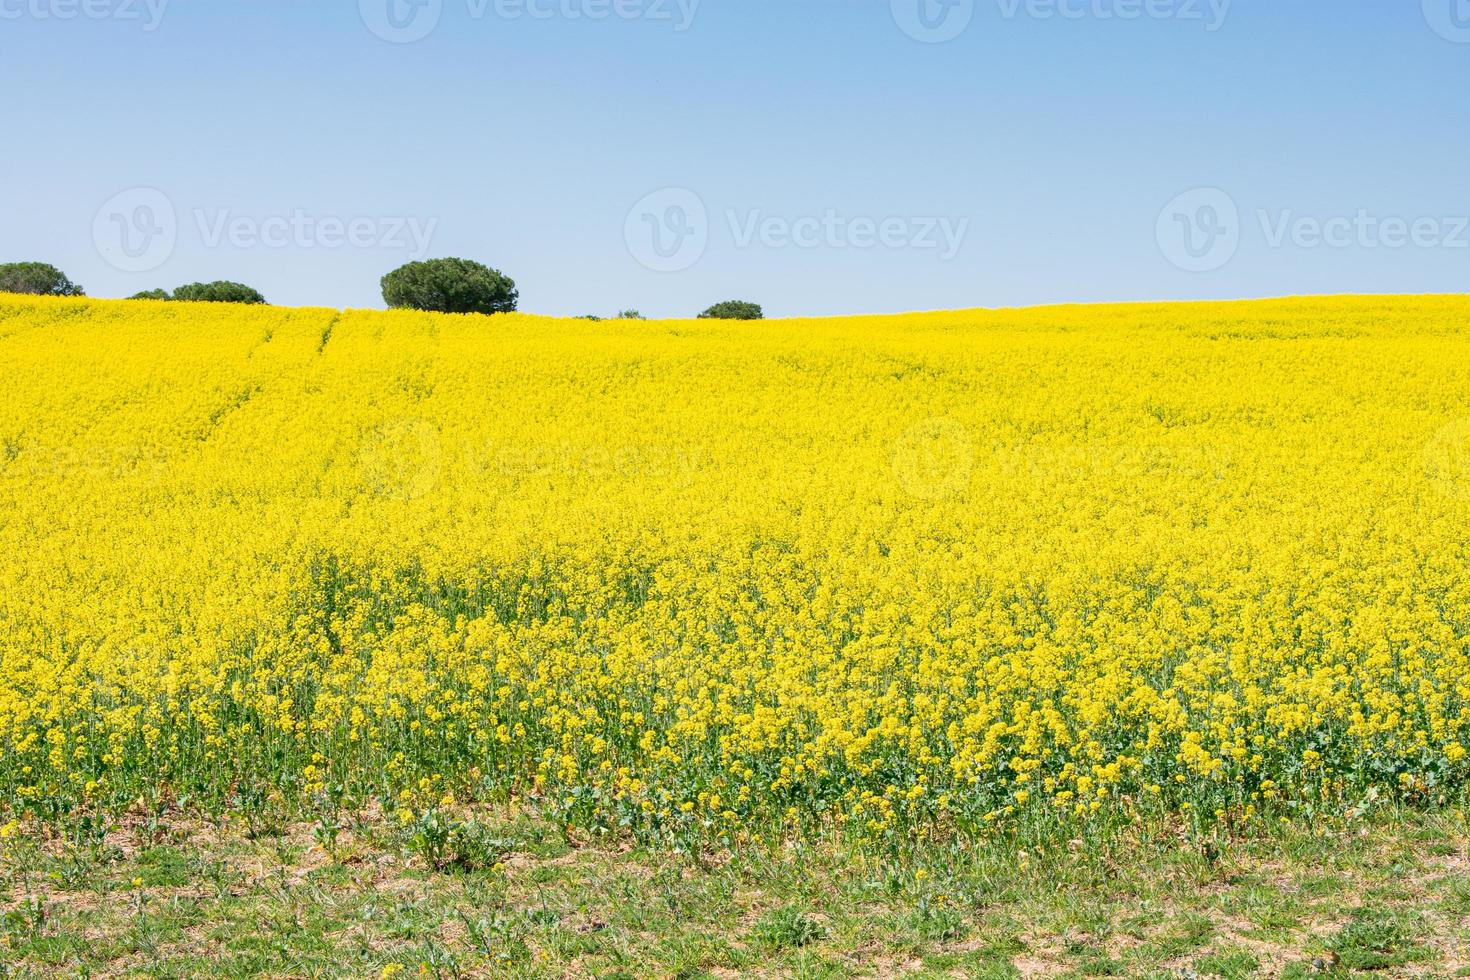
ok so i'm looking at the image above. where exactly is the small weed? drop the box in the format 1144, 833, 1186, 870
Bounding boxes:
404, 811, 518, 872
905, 896, 969, 942
1195, 948, 1260, 979
136, 846, 194, 888
753, 906, 826, 950
1330, 909, 1428, 970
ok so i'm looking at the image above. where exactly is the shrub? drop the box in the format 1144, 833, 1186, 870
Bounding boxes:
403, 810, 517, 872
129, 289, 171, 301
171, 281, 266, 305
381, 259, 518, 316
752, 906, 826, 950
0, 262, 84, 297
698, 300, 763, 320
580, 310, 645, 322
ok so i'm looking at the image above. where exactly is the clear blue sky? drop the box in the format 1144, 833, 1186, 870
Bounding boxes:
3, 1, 1467, 317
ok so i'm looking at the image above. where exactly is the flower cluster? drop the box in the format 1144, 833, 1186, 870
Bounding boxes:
1, 294, 1468, 837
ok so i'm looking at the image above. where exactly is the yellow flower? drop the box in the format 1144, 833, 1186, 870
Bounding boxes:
0, 293, 1466, 842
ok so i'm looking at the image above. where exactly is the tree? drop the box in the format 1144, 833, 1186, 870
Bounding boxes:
580, 310, 644, 322
381, 259, 518, 316
129, 289, 171, 301
0, 262, 84, 297
171, 281, 267, 304
698, 300, 763, 321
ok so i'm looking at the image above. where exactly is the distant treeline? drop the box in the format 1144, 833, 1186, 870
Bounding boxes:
0, 259, 763, 320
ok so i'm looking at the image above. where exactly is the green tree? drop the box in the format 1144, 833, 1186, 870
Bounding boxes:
0, 262, 84, 297
580, 310, 645, 322
171, 281, 267, 304
129, 289, 171, 301
381, 259, 518, 316
698, 300, 763, 321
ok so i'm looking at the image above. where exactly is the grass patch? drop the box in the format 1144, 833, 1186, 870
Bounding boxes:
1330, 909, 1430, 970
1195, 947, 1260, 978
0, 808, 1467, 977
752, 905, 828, 951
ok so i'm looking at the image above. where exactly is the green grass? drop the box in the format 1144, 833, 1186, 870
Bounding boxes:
0, 810, 1467, 977
1330, 909, 1431, 970
1195, 948, 1260, 978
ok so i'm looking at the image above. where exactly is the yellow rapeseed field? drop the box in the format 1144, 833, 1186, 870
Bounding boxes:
3, 293, 1470, 840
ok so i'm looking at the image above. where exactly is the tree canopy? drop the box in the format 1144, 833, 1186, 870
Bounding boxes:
0, 262, 84, 297
381, 259, 518, 316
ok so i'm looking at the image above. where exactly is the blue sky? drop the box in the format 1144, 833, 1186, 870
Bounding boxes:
3, 1, 1467, 317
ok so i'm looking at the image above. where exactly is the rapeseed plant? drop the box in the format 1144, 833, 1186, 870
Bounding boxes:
1, 293, 1468, 843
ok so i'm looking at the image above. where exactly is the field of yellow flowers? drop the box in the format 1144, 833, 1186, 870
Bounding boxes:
3, 293, 1470, 844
